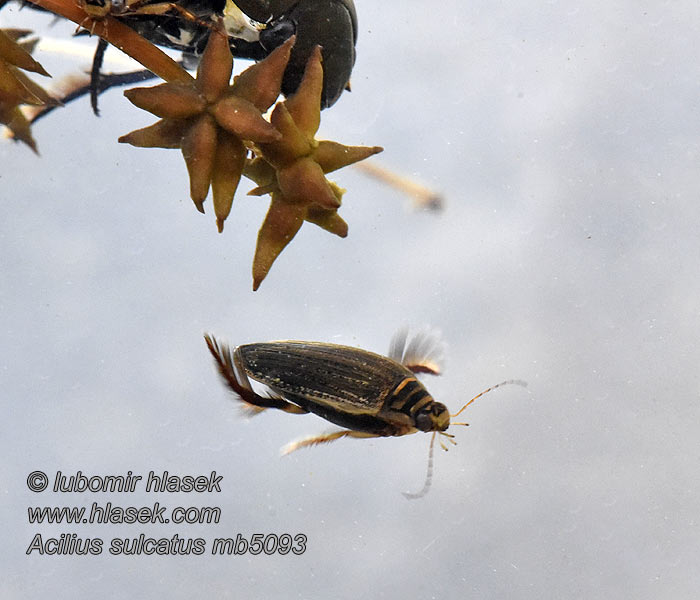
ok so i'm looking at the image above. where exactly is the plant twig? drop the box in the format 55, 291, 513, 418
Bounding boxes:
26, 0, 192, 83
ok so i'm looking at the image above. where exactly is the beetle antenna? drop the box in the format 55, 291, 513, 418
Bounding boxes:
451, 379, 528, 418
403, 431, 436, 500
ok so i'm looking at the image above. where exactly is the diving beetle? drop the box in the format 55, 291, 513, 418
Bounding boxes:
204, 331, 525, 497
72, 0, 357, 109
229, 0, 357, 107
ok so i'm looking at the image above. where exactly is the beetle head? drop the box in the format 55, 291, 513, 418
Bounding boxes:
415, 401, 450, 432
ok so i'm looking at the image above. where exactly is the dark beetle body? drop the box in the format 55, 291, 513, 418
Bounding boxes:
233, 0, 357, 107
236, 341, 439, 435
204, 335, 452, 443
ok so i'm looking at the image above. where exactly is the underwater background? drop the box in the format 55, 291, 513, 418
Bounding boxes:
2, 1, 699, 597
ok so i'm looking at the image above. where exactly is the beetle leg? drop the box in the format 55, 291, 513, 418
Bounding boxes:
89, 37, 108, 116
388, 329, 442, 376
205, 334, 310, 415
280, 429, 380, 456
132, 2, 214, 31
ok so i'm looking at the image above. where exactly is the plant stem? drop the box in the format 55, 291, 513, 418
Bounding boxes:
27, 0, 193, 83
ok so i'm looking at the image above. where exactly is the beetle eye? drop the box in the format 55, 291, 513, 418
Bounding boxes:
415, 411, 433, 432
